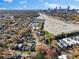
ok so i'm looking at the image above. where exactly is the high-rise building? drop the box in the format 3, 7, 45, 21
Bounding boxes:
59, 6, 61, 12
67, 6, 70, 11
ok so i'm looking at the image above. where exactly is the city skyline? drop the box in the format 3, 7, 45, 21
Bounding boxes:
0, 0, 79, 10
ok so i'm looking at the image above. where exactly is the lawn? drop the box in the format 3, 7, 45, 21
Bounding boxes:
44, 31, 53, 38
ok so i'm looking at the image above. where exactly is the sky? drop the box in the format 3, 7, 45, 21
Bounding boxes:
0, 0, 79, 10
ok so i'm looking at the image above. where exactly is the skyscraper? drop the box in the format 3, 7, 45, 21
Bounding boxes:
67, 6, 70, 11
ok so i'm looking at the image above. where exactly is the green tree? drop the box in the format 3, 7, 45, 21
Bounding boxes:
40, 22, 44, 30
36, 52, 45, 59
0, 56, 4, 59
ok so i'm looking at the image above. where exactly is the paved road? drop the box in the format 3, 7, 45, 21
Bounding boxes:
37, 13, 79, 35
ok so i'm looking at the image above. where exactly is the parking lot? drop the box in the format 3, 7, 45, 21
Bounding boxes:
57, 36, 79, 49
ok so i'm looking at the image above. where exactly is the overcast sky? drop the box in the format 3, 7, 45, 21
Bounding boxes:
0, 0, 79, 10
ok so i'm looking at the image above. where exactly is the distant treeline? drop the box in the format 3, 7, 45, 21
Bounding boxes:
0, 10, 40, 18
55, 31, 79, 40
45, 12, 79, 22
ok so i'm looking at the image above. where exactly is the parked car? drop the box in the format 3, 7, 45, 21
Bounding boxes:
58, 54, 67, 59
59, 40, 67, 48
18, 44, 23, 50
57, 42, 63, 48
30, 44, 36, 51
24, 46, 31, 51
72, 38, 79, 44
70, 38, 77, 44
30, 40, 36, 43
63, 38, 73, 46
